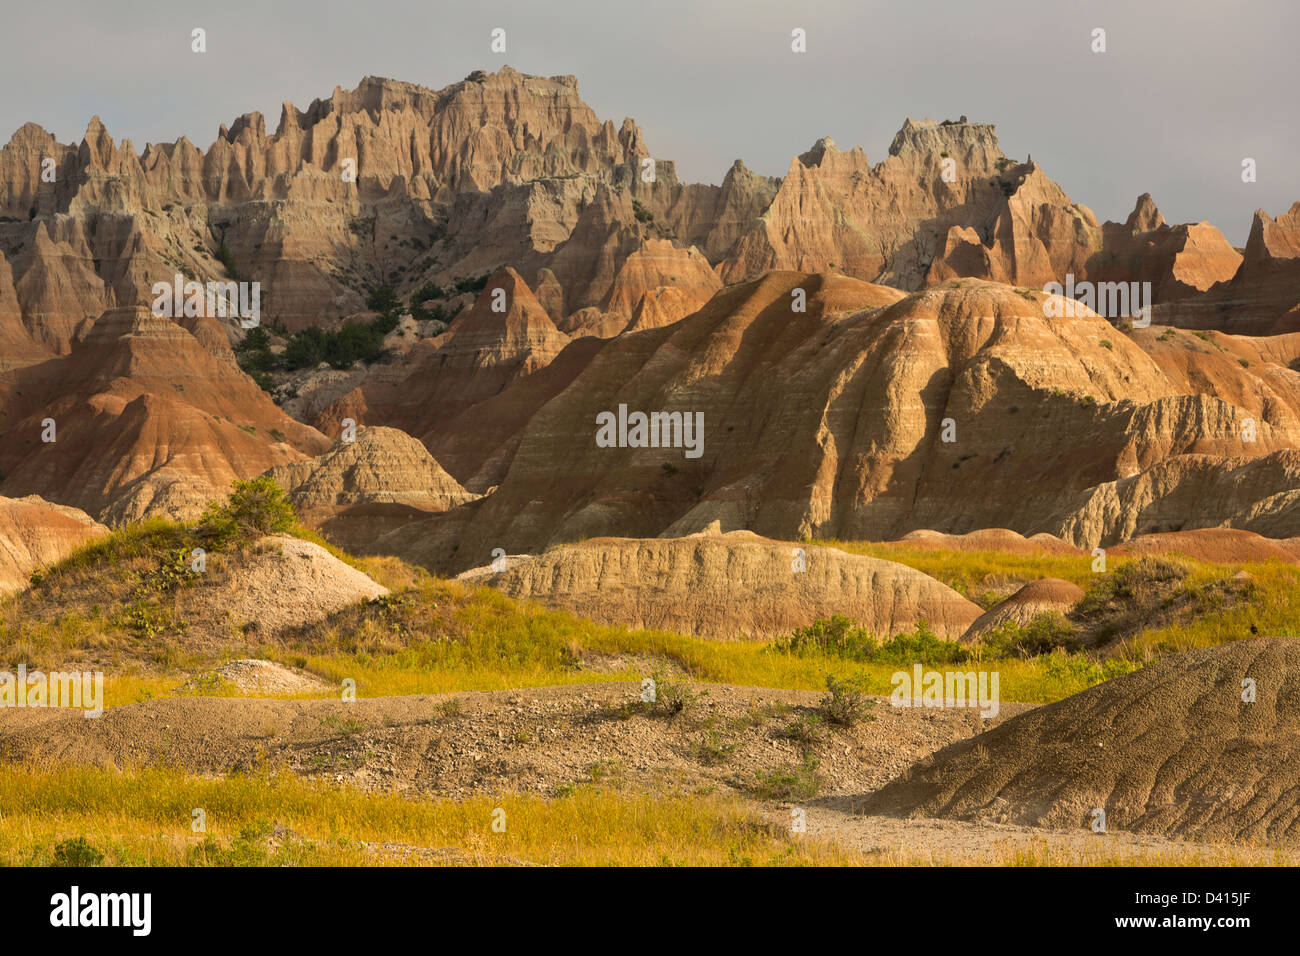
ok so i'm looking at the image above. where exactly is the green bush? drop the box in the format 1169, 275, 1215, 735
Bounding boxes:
411, 300, 447, 323
234, 326, 276, 388
214, 241, 240, 280
452, 274, 490, 296
281, 313, 397, 371
982, 613, 1081, 658
769, 614, 876, 659
751, 755, 821, 800
412, 281, 446, 304
52, 836, 105, 867
769, 616, 970, 665
870, 621, 971, 665
365, 283, 401, 315
820, 673, 874, 726
194, 477, 297, 549
1073, 558, 1187, 622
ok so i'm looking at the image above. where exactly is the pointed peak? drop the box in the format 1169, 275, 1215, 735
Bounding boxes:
797, 137, 838, 168
276, 102, 302, 136
1126, 193, 1166, 232
226, 111, 266, 142
722, 158, 752, 185
7, 122, 59, 148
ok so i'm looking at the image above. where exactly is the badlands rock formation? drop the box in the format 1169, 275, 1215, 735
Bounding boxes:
962, 578, 1084, 643
1, 67, 1297, 567
1112, 527, 1300, 564
1157, 203, 1300, 334
0, 495, 106, 595
179, 535, 387, 643
0, 307, 327, 523
0, 69, 1255, 375
456, 532, 983, 640
1084, 194, 1242, 301
376, 274, 1300, 572
266, 425, 477, 552
719, 121, 1099, 292
863, 638, 1300, 844
318, 268, 570, 436
0, 68, 765, 354
892, 528, 1082, 556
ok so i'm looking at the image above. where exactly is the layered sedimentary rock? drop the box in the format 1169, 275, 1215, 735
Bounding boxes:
370, 274, 1300, 572
0, 69, 761, 354
1111, 527, 1300, 564
0, 495, 107, 594
717, 122, 1102, 292
1085, 194, 1242, 301
892, 528, 1082, 556
265, 425, 478, 552
456, 532, 983, 640
0, 307, 328, 523
312, 268, 572, 445
962, 578, 1084, 643
1156, 203, 1300, 334
862, 638, 1300, 844
3, 68, 1298, 550
3, 72, 1262, 377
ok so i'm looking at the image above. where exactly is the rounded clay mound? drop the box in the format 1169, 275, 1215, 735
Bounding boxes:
1113, 527, 1300, 564
962, 577, 1085, 642
861, 637, 1300, 844
457, 531, 983, 640
895, 529, 1082, 556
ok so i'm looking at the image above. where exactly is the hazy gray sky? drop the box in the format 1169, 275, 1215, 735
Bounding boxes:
4, 0, 1296, 243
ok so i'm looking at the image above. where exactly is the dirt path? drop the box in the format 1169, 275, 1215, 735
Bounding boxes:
784, 806, 1299, 864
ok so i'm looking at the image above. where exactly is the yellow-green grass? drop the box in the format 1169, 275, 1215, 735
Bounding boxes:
90, 652, 1127, 710
49, 575, 1138, 708
813, 539, 1106, 600
992, 841, 1296, 867
1, 765, 1289, 866
1112, 560, 1300, 657
265, 592, 1128, 704
10, 524, 1300, 711
819, 539, 1300, 650
0, 765, 858, 867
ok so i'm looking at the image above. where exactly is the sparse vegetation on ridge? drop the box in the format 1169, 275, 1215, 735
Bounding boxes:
7, 511, 1294, 711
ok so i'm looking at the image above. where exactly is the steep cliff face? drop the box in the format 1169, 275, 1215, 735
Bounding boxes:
715, 120, 1103, 292
1157, 203, 1300, 334
264, 425, 478, 553
0, 495, 107, 595
0, 69, 728, 347
2, 69, 1295, 546
367, 275, 1300, 573
1085, 194, 1242, 301
3, 76, 1258, 370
